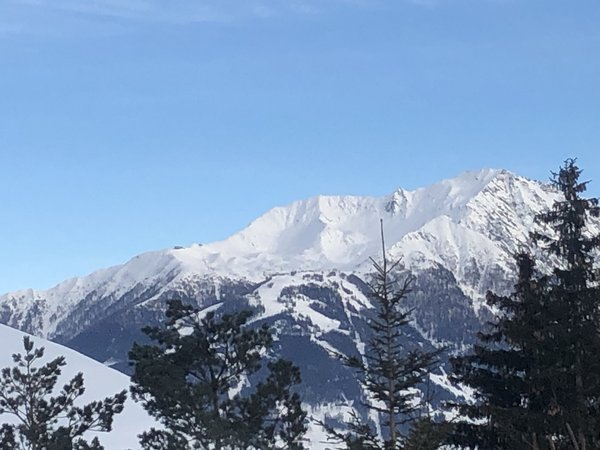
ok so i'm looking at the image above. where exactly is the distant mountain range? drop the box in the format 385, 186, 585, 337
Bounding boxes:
2, 168, 590, 449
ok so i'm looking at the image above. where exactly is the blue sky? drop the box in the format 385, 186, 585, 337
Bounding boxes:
1, 0, 599, 292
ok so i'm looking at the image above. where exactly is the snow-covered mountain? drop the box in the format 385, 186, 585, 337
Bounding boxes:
0, 168, 589, 448
0, 324, 153, 450
0, 169, 558, 336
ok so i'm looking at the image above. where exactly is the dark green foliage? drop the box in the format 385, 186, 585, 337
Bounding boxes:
129, 299, 307, 450
403, 417, 453, 450
450, 253, 551, 449
322, 226, 441, 450
0, 336, 126, 450
532, 159, 600, 449
321, 410, 381, 450
451, 159, 600, 449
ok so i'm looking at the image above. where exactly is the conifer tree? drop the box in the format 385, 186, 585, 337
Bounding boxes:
0, 336, 127, 450
450, 253, 554, 449
322, 223, 441, 450
129, 299, 307, 450
450, 159, 600, 449
531, 158, 600, 449
402, 416, 453, 450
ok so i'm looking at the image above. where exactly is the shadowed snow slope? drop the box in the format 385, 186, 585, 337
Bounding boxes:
0, 324, 151, 450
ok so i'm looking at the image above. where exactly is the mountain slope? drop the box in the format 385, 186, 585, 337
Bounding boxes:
0, 324, 153, 450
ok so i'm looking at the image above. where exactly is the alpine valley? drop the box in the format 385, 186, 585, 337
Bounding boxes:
2, 169, 595, 449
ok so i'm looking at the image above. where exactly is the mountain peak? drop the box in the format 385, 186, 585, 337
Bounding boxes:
1, 167, 562, 338
164, 168, 540, 279
388, 168, 507, 209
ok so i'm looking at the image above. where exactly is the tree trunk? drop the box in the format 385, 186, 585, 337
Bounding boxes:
575, 352, 587, 450
531, 432, 540, 450
566, 422, 581, 450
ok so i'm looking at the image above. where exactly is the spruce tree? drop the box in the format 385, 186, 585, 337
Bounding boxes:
450, 159, 600, 449
322, 223, 441, 450
0, 336, 127, 450
531, 158, 600, 449
450, 253, 554, 449
402, 416, 453, 450
129, 299, 307, 450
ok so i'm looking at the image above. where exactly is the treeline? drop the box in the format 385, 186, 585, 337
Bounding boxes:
1, 159, 599, 449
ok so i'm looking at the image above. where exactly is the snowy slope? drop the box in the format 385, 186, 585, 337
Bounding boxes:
0, 324, 153, 450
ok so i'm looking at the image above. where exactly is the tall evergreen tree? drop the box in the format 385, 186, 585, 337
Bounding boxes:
402, 416, 453, 450
322, 223, 441, 450
0, 336, 127, 450
531, 158, 600, 449
450, 253, 555, 449
129, 299, 307, 450
450, 159, 600, 450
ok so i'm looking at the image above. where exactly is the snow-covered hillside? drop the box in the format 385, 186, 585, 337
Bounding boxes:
0, 324, 152, 450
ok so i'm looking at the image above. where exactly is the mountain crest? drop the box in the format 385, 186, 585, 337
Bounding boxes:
0, 168, 567, 339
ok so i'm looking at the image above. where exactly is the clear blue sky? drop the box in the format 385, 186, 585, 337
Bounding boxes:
1, 0, 599, 293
